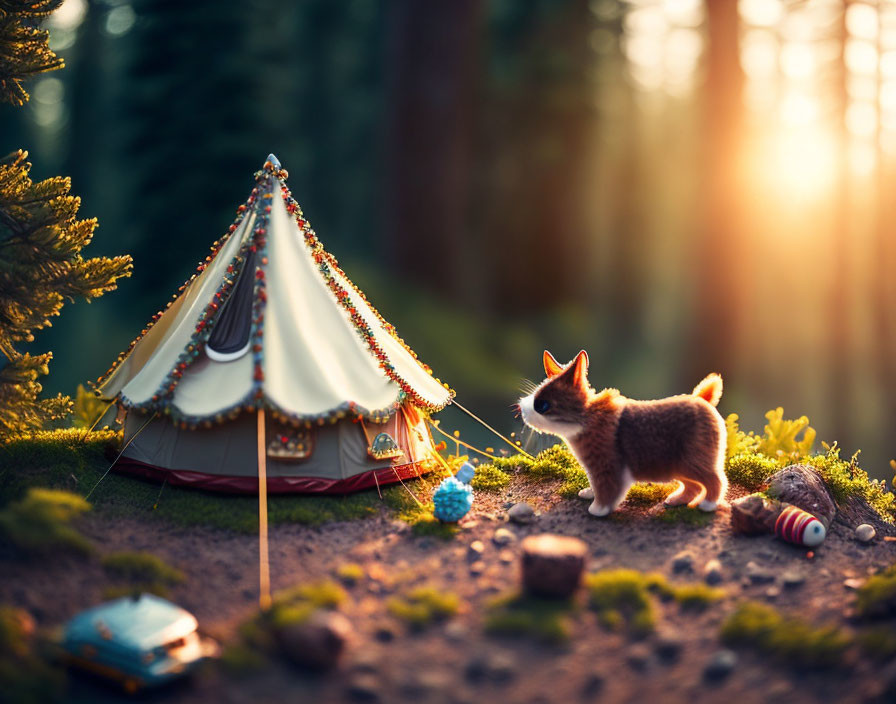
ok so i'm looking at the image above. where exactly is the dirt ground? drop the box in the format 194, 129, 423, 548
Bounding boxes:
4, 475, 896, 704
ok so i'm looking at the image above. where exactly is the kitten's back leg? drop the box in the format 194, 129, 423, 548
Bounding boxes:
664, 478, 704, 507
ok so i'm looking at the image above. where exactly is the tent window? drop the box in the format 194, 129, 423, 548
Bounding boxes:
267, 422, 314, 461
207, 249, 256, 362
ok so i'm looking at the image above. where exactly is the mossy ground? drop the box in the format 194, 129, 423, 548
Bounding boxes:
387, 586, 461, 629
0, 487, 92, 555
0, 606, 65, 703
720, 601, 851, 668
101, 550, 185, 598
854, 565, 896, 618
484, 592, 576, 643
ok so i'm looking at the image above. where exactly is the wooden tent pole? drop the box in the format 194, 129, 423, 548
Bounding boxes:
257, 407, 271, 610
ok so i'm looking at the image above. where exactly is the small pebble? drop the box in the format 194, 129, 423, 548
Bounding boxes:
745, 561, 775, 584
654, 633, 683, 664
347, 673, 382, 702
626, 644, 651, 671
508, 502, 536, 524
468, 540, 485, 557
703, 649, 737, 682
844, 578, 866, 590
498, 549, 514, 564
765, 586, 780, 600
581, 673, 604, 697
703, 559, 723, 585
469, 561, 486, 576
781, 570, 806, 589
671, 550, 694, 573
856, 524, 876, 542
493, 527, 517, 545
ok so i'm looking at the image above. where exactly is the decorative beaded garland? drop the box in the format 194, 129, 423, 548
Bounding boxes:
96, 159, 452, 429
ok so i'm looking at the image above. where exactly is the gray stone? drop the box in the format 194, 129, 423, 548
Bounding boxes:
277, 609, 352, 670
581, 673, 604, 697
468, 540, 485, 558
703, 649, 737, 682
508, 502, 536, 524
521, 534, 588, 599
465, 651, 517, 685
856, 524, 876, 542
745, 561, 775, 584
781, 570, 806, 589
347, 673, 382, 702
627, 644, 651, 671
671, 551, 694, 573
493, 527, 517, 545
703, 558, 723, 585
654, 633, 683, 663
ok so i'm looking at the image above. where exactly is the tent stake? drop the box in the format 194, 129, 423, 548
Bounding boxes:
257, 408, 272, 611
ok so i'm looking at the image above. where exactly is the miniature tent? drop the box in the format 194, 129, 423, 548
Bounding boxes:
95, 155, 453, 494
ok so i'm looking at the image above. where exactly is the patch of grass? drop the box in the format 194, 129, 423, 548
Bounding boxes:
725, 453, 781, 490
720, 601, 850, 668
2, 429, 446, 533
383, 483, 461, 539
219, 641, 268, 675
275, 580, 347, 611
585, 569, 664, 636
855, 565, 896, 618
671, 583, 726, 610
725, 412, 894, 522
857, 627, 896, 661
484, 592, 574, 643
470, 463, 511, 492
0, 488, 92, 555
0, 605, 65, 704
655, 505, 716, 527
336, 562, 365, 585
388, 586, 461, 629
625, 482, 674, 507
102, 551, 185, 584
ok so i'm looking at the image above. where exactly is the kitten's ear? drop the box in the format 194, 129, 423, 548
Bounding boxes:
543, 350, 564, 378
572, 350, 589, 387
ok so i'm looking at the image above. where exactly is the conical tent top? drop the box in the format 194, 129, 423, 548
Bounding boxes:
266, 154, 281, 170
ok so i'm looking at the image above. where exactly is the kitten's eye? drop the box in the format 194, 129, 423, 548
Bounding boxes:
534, 398, 551, 414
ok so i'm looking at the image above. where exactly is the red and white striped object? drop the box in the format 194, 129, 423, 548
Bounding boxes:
774, 505, 827, 547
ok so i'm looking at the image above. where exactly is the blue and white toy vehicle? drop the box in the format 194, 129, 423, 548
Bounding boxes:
61, 593, 218, 693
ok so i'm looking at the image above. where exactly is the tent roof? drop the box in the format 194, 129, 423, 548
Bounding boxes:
95, 155, 453, 426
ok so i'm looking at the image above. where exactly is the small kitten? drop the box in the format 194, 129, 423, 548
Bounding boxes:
519, 350, 727, 517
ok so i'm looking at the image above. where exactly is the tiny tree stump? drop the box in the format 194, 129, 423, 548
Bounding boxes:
521, 534, 587, 599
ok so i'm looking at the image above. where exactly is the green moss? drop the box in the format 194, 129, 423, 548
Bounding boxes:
725, 453, 781, 490
855, 565, 896, 618
219, 641, 269, 675
724, 411, 894, 522
672, 583, 726, 609
0, 488, 92, 554
336, 562, 365, 585
484, 592, 574, 643
655, 505, 716, 526
857, 627, 896, 660
470, 463, 511, 492
275, 580, 347, 610
388, 586, 461, 629
585, 569, 663, 636
102, 551, 184, 585
0, 606, 65, 704
624, 482, 674, 507
720, 601, 850, 668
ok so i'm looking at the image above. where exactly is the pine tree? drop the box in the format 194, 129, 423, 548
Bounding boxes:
0, 1, 132, 439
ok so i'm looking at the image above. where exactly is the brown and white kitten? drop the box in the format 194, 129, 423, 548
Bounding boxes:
519, 350, 727, 517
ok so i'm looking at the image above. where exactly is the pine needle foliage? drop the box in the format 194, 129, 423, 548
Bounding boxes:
0, 150, 132, 438
0, 0, 65, 106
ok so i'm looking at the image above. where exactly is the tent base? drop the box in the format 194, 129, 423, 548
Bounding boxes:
112, 457, 433, 495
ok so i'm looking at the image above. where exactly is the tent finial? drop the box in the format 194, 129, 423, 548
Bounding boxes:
266, 153, 281, 170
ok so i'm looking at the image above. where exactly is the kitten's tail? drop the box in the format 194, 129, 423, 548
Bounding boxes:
693, 373, 723, 406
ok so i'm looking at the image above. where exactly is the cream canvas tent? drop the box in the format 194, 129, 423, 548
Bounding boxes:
95, 155, 453, 494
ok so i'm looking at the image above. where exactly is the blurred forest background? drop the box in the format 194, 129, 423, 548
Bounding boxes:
3, 0, 896, 477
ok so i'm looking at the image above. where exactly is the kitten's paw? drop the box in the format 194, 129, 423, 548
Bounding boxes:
588, 501, 611, 517
578, 487, 594, 500
697, 500, 718, 512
